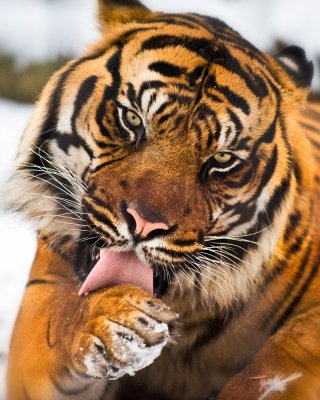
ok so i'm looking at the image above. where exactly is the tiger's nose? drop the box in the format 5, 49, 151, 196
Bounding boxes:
126, 208, 170, 239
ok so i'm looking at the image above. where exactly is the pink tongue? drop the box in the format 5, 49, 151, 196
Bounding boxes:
78, 250, 153, 296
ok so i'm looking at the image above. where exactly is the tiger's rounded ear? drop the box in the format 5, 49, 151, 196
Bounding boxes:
276, 45, 314, 88
98, 0, 151, 29
271, 45, 314, 103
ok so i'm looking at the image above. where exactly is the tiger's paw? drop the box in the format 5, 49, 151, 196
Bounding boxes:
72, 285, 177, 380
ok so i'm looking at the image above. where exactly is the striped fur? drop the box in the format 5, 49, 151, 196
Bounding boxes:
6, 1, 320, 399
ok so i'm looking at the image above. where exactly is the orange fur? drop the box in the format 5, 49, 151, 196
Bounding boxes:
6, 1, 320, 399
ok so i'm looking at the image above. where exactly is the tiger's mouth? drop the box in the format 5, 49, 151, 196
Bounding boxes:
78, 246, 172, 298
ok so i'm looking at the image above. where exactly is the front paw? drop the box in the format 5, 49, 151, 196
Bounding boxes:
72, 285, 177, 380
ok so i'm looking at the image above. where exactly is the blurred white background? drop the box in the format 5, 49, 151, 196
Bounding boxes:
0, 0, 319, 396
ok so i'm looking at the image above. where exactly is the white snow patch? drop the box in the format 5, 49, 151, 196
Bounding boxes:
258, 372, 303, 400
107, 322, 169, 380
0, 99, 36, 398
82, 321, 169, 381
83, 337, 109, 379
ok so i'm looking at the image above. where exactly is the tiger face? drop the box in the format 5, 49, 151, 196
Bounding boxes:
6, 2, 313, 309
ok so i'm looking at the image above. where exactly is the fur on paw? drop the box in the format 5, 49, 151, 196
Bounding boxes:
72, 285, 177, 380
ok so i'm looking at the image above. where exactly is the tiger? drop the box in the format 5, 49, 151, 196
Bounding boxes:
5, 0, 320, 399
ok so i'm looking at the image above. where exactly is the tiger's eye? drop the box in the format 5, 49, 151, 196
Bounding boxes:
125, 110, 142, 127
214, 152, 232, 164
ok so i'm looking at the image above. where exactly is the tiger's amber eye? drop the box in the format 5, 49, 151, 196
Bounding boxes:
214, 152, 232, 164
125, 110, 142, 127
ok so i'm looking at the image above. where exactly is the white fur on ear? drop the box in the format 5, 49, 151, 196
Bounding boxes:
276, 45, 313, 87
257, 372, 303, 400
277, 56, 300, 73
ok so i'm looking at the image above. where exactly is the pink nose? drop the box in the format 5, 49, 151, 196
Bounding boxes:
126, 208, 170, 239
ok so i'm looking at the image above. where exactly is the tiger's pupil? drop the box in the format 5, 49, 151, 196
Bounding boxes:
125, 110, 141, 127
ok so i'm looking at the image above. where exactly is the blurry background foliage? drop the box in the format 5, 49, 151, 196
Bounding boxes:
0, 0, 319, 103
0, 54, 68, 103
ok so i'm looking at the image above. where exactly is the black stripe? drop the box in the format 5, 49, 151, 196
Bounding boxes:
95, 96, 113, 140
90, 225, 119, 245
263, 172, 291, 222
207, 75, 250, 115
222, 172, 292, 256
205, 91, 224, 104
158, 113, 172, 126
284, 211, 302, 241
137, 80, 167, 108
184, 303, 244, 359
149, 61, 186, 77
227, 108, 243, 134
301, 122, 320, 134
168, 92, 193, 105
127, 83, 137, 107
154, 101, 171, 116
293, 160, 302, 185
262, 242, 311, 331
288, 228, 308, 255
140, 35, 212, 58
41, 49, 106, 141
211, 46, 270, 99
305, 108, 320, 122
172, 239, 197, 247
272, 250, 319, 333
103, 0, 147, 7
196, 103, 213, 121
308, 136, 320, 150
83, 200, 119, 236
203, 115, 218, 150
90, 155, 127, 174
99, 148, 122, 158
192, 123, 202, 153
225, 164, 254, 188
251, 116, 277, 156
95, 48, 123, 141
146, 92, 157, 113
71, 75, 98, 142
27, 279, 56, 287
254, 146, 278, 197
50, 130, 94, 159
152, 246, 188, 259
148, 15, 198, 30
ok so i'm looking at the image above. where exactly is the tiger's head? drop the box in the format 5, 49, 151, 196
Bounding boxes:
5, 0, 313, 310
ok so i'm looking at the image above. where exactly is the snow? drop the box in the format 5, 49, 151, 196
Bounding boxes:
106, 321, 169, 380
0, 100, 36, 397
81, 322, 169, 380
0, 0, 319, 87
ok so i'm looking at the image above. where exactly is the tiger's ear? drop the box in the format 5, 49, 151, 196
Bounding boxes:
272, 45, 314, 102
276, 45, 314, 88
98, 0, 151, 29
